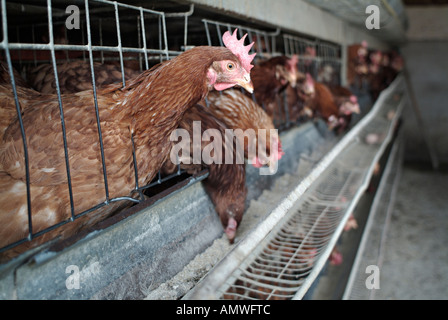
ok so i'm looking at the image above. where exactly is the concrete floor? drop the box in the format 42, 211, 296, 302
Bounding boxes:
373, 163, 448, 300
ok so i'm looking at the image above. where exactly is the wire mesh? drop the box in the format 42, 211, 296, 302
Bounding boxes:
0, 0, 369, 271
202, 18, 281, 61
303, 0, 408, 35
343, 136, 404, 300
283, 33, 342, 86
0, 0, 195, 255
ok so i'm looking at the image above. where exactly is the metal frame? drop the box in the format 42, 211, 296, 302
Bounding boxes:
283, 33, 342, 85
201, 19, 343, 131
342, 133, 404, 300
202, 18, 281, 60
0, 0, 193, 254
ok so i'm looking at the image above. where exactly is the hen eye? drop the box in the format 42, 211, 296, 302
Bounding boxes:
226, 63, 235, 71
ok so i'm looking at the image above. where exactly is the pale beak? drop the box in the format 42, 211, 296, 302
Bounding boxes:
237, 74, 254, 94
352, 104, 361, 114
289, 72, 298, 88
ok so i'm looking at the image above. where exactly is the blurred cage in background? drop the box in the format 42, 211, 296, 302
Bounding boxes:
283, 33, 342, 87
0, 0, 341, 256
202, 18, 342, 130
202, 18, 281, 61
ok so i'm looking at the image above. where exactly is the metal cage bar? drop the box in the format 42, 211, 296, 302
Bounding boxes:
0, 0, 194, 254
47, 0, 76, 219
283, 33, 342, 85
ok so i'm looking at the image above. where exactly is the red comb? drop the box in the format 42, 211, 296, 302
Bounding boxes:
222, 29, 256, 73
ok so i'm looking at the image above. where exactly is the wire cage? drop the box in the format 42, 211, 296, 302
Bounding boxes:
0, 0, 198, 256
283, 33, 342, 87
0, 0, 342, 263
200, 19, 343, 131
0, 0, 408, 302
202, 18, 281, 61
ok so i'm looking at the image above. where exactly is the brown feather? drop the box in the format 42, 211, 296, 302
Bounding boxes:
27, 60, 141, 94
0, 45, 248, 261
162, 103, 247, 242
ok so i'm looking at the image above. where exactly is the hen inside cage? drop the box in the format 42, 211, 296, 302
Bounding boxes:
0, 0, 401, 273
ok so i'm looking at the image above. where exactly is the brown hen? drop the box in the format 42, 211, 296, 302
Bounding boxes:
205, 89, 284, 170
249, 55, 299, 124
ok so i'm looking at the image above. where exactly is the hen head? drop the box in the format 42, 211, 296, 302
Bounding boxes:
207, 29, 255, 94
339, 95, 361, 115
297, 72, 315, 99
217, 193, 246, 244
275, 55, 300, 88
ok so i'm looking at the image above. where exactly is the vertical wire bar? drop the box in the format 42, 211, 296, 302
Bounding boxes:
139, 8, 149, 70
183, 14, 188, 50
215, 24, 223, 47
15, 27, 21, 64
1, 0, 33, 239
31, 25, 37, 66
246, 31, 254, 50
284, 36, 289, 56
85, 0, 110, 204
158, 16, 162, 62
47, 0, 76, 220
160, 13, 169, 60
81, 18, 86, 60
113, 2, 125, 87
203, 21, 212, 46
65, 24, 70, 61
